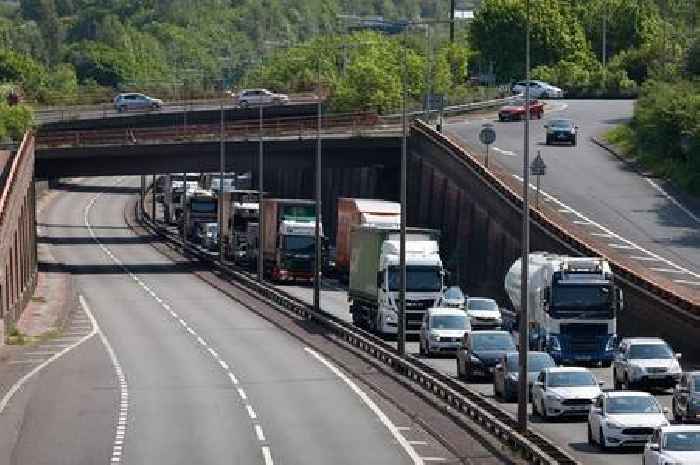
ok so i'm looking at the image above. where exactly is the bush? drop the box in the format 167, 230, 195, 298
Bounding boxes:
532, 58, 637, 98
0, 103, 33, 141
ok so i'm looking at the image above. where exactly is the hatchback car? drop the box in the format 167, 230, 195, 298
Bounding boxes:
531, 367, 602, 420
465, 297, 502, 330
419, 307, 471, 356
673, 371, 700, 423
114, 93, 163, 112
493, 351, 556, 402
437, 286, 466, 309
643, 425, 700, 465
587, 391, 669, 450
613, 337, 682, 390
544, 119, 578, 146
512, 80, 563, 98
236, 88, 289, 108
456, 331, 516, 380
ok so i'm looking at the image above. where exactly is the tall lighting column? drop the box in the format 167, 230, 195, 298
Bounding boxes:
517, 0, 531, 434
258, 104, 264, 281
398, 30, 408, 356
314, 56, 322, 313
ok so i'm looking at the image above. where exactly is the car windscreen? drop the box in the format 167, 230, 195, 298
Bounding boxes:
506, 354, 555, 373
607, 396, 660, 414
471, 333, 515, 351
468, 299, 498, 311
283, 235, 315, 254
430, 315, 468, 330
548, 119, 572, 129
663, 431, 700, 451
548, 371, 597, 387
628, 344, 673, 359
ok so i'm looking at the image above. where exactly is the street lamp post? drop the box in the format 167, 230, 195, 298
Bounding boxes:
219, 104, 226, 261
518, 0, 531, 434
314, 56, 322, 314
258, 104, 264, 281
398, 29, 409, 356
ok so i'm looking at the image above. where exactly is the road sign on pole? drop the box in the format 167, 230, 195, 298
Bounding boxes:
479, 124, 496, 168
530, 151, 546, 209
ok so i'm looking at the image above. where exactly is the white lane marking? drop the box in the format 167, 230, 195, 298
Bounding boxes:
304, 347, 423, 465
0, 309, 97, 415
558, 208, 572, 213
590, 233, 614, 238
644, 177, 700, 224
608, 243, 636, 249
246, 405, 257, 419
80, 296, 128, 465
255, 424, 266, 441
8, 360, 42, 365
84, 181, 273, 465
262, 446, 274, 465
397, 426, 411, 431
24, 352, 58, 356
649, 268, 686, 274
573, 220, 591, 225
513, 173, 700, 279
237, 388, 248, 400
492, 147, 516, 157
422, 458, 446, 462
408, 440, 428, 445
673, 280, 700, 286
631, 256, 661, 261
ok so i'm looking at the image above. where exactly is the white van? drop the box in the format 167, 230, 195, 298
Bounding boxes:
419, 307, 471, 356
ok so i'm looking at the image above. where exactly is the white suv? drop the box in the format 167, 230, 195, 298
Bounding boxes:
511, 80, 563, 98
613, 337, 682, 390
236, 89, 289, 108
587, 391, 669, 450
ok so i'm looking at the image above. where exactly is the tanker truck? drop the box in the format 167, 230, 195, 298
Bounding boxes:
504, 252, 623, 366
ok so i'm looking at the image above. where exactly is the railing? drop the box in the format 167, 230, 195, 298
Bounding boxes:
37, 112, 386, 148
136, 187, 579, 465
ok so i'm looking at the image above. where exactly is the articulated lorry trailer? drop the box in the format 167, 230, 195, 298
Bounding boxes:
335, 198, 400, 281
348, 226, 444, 335
504, 252, 624, 366
256, 199, 323, 283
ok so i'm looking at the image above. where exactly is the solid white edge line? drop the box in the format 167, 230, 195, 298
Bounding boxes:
644, 177, 700, 224
261, 445, 274, 465
304, 347, 423, 465
0, 313, 97, 415
255, 424, 266, 441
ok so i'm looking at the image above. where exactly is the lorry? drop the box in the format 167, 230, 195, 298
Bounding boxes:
256, 199, 323, 283
220, 190, 260, 265
348, 226, 445, 335
336, 198, 400, 281
181, 189, 218, 240
504, 252, 624, 366
164, 174, 201, 225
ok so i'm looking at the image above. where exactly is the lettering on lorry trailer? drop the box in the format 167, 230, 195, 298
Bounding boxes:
504, 253, 623, 366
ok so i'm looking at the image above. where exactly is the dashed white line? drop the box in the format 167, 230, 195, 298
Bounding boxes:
608, 243, 636, 249
84, 180, 273, 465
304, 347, 423, 465
649, 268, 686, 274
631, 256, 662, 261
80, 296, 128, 465
673, 280, 700, 286
512, 173, 700, 279
255, 424, 266, 441
238, 388, 248, 400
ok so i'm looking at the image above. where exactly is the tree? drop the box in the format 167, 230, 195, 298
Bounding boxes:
0, 49, 47, 97
470, 0, 592, 82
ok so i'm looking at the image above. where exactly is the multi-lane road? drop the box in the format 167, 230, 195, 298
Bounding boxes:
0, 177, 477, 465
447, 99, 700, 293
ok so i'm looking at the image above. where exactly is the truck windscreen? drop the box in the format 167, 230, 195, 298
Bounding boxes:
388, 266, 442, 292
550, 284, 613, 319
283, 235, 315, 254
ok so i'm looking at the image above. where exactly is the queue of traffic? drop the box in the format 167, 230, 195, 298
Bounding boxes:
156, 184, 700, 463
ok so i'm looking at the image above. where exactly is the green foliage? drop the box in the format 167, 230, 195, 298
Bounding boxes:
0, 49, 47, 97
687, 38, 700, 77
532, 58, 637, 98
0, 103, 33, 141
470, 0, 591, 82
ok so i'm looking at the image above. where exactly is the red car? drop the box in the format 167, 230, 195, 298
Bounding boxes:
498, 98, 544, 121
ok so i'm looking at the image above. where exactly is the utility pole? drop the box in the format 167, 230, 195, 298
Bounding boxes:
152, 174, 156, 220
450, 0, 456, 42
314, 55, 322, 313
518, 0, 531, 434
219, 103, 225, 261
257, 104, 264, 281
398, 29, 408, 356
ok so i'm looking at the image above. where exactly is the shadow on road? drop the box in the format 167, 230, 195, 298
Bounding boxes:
38, 261, 208, 274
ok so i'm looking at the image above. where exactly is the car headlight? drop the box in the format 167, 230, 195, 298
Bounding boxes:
507, 372, 519, 381
669, 362, 682, 374
605, 421, 624, 430
469, 355, 482, 365
545, 392, 563, 401
548, 335, 561, 351
631, 365, 646, 375
430, 332, 441, 342
384, 312, 397, 323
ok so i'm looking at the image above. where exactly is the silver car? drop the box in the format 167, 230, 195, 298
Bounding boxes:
419, 307, 471, 357
236, 89, 289, 108
114, 93, 163, 112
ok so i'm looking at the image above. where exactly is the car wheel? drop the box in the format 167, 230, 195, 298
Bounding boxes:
672, 399, 682, 423
546, 135, 551, 145
425, 341, 431, 357
419, 340, 425, 355
151, 103, 161, 110
498, 115, 504, 122
456, 359, 464, 378
117, 106, 126, 113
540, 400, 549, 421
537, 110, 543, 119
572, 136, 577, 146
599, 427, 609, 451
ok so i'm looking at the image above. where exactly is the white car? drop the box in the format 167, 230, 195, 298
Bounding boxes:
613, 337, 683, 390
511, 80, 563, 99
436, 286, 466, 309
419, 307, 471, 356
588, 391, 669, 450
643, 425, 700, 465
532, 367, 603, 420
465, 297, 502, 329
236, 88, 289, 108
